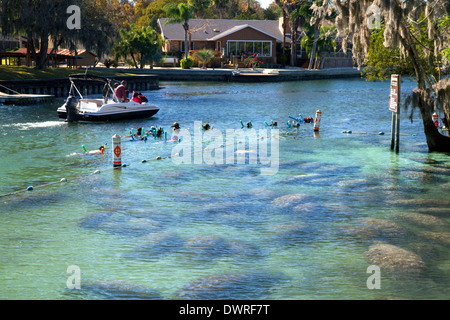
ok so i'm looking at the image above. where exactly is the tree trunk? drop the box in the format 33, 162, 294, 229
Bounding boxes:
289, 19, 298, 66
130, 52, 138, 68
35, 35, 49, 70
282, 9, 286, 49
308, 23, 320, 70
398, 21, 450, 152
184, 23, 189, 59
417, 89, 450, 152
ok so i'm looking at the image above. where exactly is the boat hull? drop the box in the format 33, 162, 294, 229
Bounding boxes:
57, 99, 160, 122
58, 108, 159, 122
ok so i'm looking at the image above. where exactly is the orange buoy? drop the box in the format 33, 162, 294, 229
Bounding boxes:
313, 110, 322, 132
432, 112, 439, 128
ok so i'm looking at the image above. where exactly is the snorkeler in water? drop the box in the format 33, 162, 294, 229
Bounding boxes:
66, 145, 105, 157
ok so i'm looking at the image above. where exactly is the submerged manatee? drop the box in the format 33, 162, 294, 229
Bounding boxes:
271, 194, 309, 208
125, 231, 185, 260
181, 235, 232, 261
419, 231, 450, 246
98, 217, 162, 237
174, 271, 288, 300
265, 222, 314, 246
78, 211, 114, 229
83, 280, 161, 300
343, 218, 406, 242
365, 242, 426, 274
395, 212, 447, 228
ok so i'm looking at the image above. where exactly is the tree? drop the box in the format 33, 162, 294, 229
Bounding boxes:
193, 48, 215, 69
1, 0, 115, 69
114, 25, 163, 69
362, 25, 412, 82
439, 16, 450, 65
275, 0, 310, 66
333, 0, 450, 152
301, 24, 337, 69
211, 0, 230, 19
307, 1, 335, 69
114, 28, 139, 68
1, 0, 72, 69
164, 2, 195, 59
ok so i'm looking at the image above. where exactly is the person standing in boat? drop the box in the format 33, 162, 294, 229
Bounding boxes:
114, 80, 129, 102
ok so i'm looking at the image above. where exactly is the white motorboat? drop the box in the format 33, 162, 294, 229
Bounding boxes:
57, 74, 159, 122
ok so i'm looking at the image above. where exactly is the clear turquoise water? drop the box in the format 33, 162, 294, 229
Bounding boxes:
0, 78, 449, 300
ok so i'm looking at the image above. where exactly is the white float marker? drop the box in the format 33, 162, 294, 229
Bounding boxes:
112, 134, 122, 167
313, 109, 322, 132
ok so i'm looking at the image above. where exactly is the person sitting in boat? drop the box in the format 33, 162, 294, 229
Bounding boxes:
131, 91, 142, 104
137, 92, 148, 103
114, 81, 129, 102
203, 123, 211, 131
156, 127, 163, 137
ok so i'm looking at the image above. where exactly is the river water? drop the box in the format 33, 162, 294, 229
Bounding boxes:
0, 78, 449, 300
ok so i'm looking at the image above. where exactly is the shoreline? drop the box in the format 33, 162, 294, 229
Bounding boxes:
0, 67, 362, 98
96, 66, 363, 82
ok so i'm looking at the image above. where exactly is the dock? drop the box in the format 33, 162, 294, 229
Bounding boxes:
0, 74, 160, 100
0, 85, 54, 104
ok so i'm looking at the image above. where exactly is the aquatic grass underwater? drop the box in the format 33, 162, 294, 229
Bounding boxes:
0, 78, 449, 300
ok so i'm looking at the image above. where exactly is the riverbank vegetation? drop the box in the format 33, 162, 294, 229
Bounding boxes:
0, 66, 134, 81
334, 0, 450, 153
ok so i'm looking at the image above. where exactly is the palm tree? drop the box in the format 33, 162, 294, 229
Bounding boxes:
114, 28, 139, 68
301, 25, 336, 69
164, 2, 195, 59
194, 48, 215, 69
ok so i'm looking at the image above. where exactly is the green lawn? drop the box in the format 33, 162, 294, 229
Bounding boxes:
0, 66, 132, 80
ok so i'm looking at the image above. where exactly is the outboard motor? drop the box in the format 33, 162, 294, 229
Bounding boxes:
64, 96, 79, 122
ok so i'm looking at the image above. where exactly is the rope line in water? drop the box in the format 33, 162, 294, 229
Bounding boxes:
342, 130, 416, 136
0, 165, 123, 199
0, 129, 275, 198
0, 125, 416, 198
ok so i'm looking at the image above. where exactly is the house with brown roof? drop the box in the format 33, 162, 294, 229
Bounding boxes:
158, 18, 284, 65
3, 48, 97, 68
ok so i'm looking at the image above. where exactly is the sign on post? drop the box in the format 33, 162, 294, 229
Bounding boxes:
389, 75, 399, 112
389, 74, 401, 153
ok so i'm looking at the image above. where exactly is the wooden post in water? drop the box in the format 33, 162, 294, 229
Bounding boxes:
389, 74, 401, 153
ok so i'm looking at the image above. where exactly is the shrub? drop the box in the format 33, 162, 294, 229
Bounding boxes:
103, 58, 118, 68
193, 48, 216, 69
180, 57, 194, 69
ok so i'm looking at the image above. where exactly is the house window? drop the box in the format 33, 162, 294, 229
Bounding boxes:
216, 41, 221, 52
227, 40, 272, 57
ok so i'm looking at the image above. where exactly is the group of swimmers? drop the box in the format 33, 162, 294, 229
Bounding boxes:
73, 116, 312, 157
129, 121, 213, 141
130, 126, 164, 140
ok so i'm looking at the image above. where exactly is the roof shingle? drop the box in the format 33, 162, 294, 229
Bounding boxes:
158, 19, 283, 42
